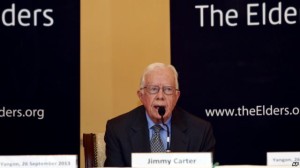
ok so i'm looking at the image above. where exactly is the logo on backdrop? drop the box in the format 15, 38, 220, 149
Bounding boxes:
195, 2, 298, 27
1, 3, 54, 27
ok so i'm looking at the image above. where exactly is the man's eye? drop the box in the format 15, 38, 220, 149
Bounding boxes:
164, 87, 172, 91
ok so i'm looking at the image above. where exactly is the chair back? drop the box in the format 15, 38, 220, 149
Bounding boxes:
83, 133, 106, 168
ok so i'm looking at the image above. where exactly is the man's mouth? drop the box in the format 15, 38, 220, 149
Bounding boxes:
153, 105, 165, 110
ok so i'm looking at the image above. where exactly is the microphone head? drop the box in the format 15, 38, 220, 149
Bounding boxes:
158, 106, 165, 117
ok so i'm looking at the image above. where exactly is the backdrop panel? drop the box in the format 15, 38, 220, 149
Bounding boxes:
171, 0, 300, 165
0, 0, 79, 155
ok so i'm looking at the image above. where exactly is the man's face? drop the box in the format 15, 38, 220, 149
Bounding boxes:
137, 67, 180, 123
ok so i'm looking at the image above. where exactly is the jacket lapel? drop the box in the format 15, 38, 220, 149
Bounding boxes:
170, 107, 189, 151
129, 106, 151, 152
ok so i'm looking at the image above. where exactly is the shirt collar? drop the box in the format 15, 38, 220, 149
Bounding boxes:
145, 111, 171, 130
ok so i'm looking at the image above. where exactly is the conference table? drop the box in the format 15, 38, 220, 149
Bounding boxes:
92, 166, 294, 168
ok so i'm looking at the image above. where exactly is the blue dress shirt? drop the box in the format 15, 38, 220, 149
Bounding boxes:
145, 112, 171, 150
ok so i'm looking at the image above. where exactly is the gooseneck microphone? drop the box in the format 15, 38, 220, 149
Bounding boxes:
158, 106, 171, 152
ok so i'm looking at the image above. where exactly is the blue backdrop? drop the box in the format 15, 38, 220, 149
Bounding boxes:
0, 0, 79, 155
171, 0, 300, 165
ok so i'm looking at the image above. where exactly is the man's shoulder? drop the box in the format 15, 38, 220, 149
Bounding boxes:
107, 105, 145, 126
173, 107, 212, 128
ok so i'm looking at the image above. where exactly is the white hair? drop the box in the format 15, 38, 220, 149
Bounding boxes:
139, 62, 179, 89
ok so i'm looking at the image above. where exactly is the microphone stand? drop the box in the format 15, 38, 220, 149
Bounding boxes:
158, 107, 171, 152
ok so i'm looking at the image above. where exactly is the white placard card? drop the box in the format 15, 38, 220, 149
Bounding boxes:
267, 152, 300, 166
132, 152, 212, 168
0, 155, 77, 168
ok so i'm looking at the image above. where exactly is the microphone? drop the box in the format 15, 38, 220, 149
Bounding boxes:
158, 106, 171, 152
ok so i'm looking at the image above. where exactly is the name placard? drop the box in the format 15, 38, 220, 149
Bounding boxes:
0, 155, 77, 168
132, 152, 212, 168
267, 152, 300, 166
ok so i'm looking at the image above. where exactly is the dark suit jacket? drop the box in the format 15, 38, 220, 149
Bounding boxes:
104, 105, 216, 167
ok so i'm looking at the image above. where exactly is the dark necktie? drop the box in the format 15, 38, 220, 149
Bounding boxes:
150, 124, 165, 152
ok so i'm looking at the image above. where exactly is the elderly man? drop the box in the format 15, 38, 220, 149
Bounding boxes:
104, 62, 215, 167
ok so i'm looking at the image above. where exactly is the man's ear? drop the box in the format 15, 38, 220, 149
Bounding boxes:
176, 90, 181, 101
137, 90, 143, 100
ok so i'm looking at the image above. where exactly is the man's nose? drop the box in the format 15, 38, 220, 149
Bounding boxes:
156, 88, 165, 100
